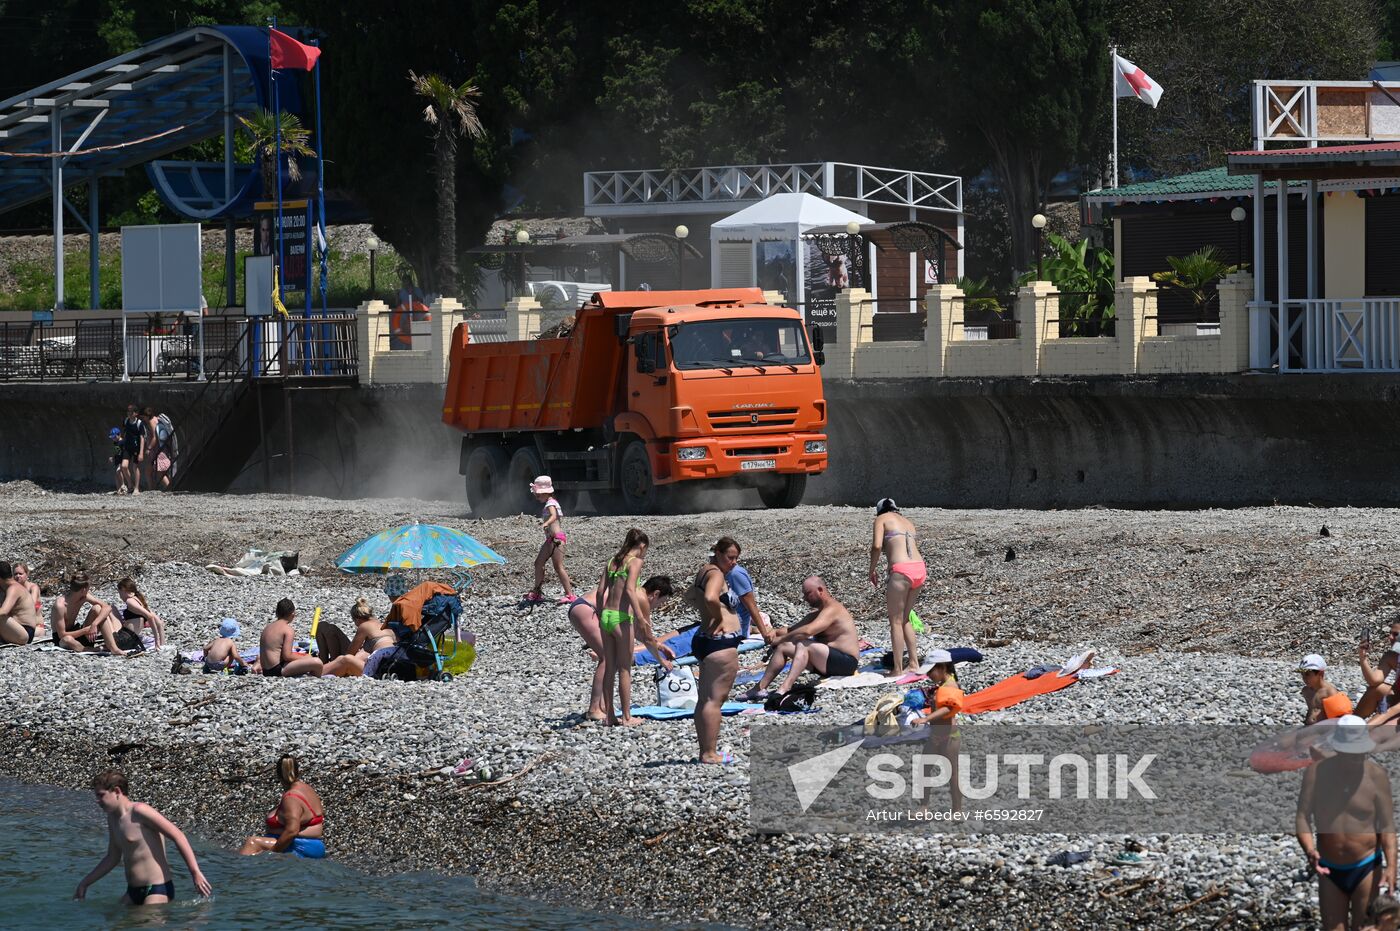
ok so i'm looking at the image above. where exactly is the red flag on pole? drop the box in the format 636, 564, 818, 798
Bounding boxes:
269, 28, 321, 71
1113, 53, 1163, 108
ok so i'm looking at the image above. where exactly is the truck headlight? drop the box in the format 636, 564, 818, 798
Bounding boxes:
676, 446, 709, 461
804, 440, 827, 454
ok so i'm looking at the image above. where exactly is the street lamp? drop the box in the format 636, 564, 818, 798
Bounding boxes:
366, 234, 380, 299
1230, 206, 1247, 268
1031, 213, 1047, 281
843, 221, 862, 289
514, 228, 529, 298
674, 224, 688, 289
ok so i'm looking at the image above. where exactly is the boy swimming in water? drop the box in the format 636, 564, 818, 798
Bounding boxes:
75, 769, 211, 906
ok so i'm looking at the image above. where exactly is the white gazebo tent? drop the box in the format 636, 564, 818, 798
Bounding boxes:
709, 193, 872, 306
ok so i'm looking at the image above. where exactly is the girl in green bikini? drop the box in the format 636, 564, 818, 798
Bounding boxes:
597, 528, 674, 726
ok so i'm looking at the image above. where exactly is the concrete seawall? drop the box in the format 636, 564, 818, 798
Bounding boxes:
6, 375, 1400, 507
820, 377, 1400, 507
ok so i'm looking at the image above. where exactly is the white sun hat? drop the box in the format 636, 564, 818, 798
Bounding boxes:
1329, 714, 1376, 754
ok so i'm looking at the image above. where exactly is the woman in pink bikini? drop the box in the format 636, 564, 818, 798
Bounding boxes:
869, 497, 924, 676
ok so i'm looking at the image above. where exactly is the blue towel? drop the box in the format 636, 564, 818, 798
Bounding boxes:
676, 639, 765, 666
628, 701, 762, 720
635, 626, 698, 666
635, 629, 765, 666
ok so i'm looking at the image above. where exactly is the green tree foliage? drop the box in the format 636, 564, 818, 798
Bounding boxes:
237, 107, 315, 199
1151, 246, 1243, 315
1025, 231, 1115, 331
1111, 0, 1379, 178
409, 70, 484, 291
2, 0, 1397, 292
934, 0, 1110, 280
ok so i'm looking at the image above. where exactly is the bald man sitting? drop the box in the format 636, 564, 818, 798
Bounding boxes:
743, 575, 862, 700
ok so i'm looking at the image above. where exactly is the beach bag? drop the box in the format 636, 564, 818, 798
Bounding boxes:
114, 627, 144, 653
863, 693, 904, 736
765, 682, 817, 712
656, 666, 698, 709
440, 635, 477, 677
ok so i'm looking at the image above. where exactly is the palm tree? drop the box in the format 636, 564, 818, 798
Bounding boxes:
1151, 246, 1246, 319
236, 108, 316, 202
409, 70, 484, 292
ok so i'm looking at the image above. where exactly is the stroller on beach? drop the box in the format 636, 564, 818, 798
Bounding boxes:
371, 582, 465, 682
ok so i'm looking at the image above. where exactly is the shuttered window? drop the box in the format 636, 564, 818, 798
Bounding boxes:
1366, 195, 1400, 296
717, 240, 754, 287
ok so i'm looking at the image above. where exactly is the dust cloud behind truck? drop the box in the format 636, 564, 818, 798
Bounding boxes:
442, 288, 829, 515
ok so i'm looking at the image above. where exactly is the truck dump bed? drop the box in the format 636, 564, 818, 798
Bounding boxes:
442, 288, 768, 435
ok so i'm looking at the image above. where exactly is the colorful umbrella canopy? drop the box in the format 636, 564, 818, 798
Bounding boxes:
335, 523, 506, 573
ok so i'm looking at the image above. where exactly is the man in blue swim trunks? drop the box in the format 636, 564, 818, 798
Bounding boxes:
1296, 714, 1396, 931
76, 769, 211, 906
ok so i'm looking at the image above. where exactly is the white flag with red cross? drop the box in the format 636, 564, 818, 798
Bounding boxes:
1114, 53, 1163, 108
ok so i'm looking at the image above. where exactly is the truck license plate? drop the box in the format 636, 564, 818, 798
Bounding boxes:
740, 459, 776, 471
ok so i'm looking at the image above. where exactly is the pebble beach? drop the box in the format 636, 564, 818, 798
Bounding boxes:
1, 481, 1392, 929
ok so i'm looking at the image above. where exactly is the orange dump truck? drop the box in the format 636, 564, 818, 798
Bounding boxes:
443, 288, 828, 515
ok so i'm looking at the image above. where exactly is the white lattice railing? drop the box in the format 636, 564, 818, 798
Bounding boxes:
1271, 298, 1400, 371
583, 162, 962, 214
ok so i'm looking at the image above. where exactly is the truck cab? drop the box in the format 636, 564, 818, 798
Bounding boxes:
615, 294, 828, 510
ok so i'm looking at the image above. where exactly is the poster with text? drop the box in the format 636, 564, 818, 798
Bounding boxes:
253, 199, 310, 292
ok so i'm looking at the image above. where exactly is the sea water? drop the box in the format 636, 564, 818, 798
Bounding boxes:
0, 781, 663, 930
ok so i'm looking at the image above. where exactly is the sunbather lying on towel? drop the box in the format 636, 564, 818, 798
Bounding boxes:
743, 576, 860, 702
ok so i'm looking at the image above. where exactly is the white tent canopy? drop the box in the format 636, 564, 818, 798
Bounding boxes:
710, 193, 872, 304
710, 192, 871, 241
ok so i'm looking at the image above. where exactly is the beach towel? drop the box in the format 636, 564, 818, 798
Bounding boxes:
1249, 719, 1339, 774
962, 671, 1080, 715
816, 647, 986, 690
629, 701, 763, 720
818, 671, 893, 690
386, 582, 457, 632
635, 630, 765, 666
205, 549, 300, 577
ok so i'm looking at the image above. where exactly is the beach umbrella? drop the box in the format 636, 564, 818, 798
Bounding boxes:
335, 523, 506, 573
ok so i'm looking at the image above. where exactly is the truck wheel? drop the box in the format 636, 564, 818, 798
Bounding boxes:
758, 473, 807, 509
464, 446, 510, 518
507, 447, 544, 513
618, 439, 662, 514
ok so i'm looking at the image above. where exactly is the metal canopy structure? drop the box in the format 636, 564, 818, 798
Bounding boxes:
0, 25, 282, 309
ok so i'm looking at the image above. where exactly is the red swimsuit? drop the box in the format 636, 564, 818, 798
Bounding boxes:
266, 791, 324, 831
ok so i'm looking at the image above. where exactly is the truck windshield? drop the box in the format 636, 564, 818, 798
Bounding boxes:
669, 318, 812, 370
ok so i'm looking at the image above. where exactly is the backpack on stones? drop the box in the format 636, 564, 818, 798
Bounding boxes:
765, 682, 817, 712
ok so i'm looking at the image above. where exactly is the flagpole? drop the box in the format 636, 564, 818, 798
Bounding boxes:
271, 19, 285, 322
1111, 44, 1119, 189
313, 44, 328, 317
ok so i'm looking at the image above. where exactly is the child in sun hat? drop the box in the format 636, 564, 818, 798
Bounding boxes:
1299, 654, 1353, 724
524, 475, 575, 605
202, 618, 248, 674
